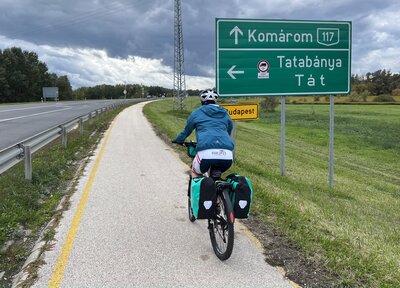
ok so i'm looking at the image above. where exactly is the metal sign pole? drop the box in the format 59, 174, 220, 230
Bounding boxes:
281, 96, 286, 176
329, 95, 335, 188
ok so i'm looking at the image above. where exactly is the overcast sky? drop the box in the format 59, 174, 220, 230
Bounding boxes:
0, 0, 399, 89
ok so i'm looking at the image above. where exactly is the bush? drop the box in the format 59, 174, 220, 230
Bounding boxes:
349, 92, 362, 102
360, 90, 369, 102
261, 96, 279, 112
392, 88, 400, 96
373, 95, 396, 102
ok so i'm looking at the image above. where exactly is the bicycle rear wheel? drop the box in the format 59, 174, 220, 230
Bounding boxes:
208, 189, 234, 260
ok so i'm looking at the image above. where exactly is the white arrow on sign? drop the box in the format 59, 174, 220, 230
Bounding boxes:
228, 65, 244, 79
230, 26, 243, 45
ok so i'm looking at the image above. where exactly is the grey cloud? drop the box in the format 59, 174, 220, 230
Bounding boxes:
1, 0, 400, 88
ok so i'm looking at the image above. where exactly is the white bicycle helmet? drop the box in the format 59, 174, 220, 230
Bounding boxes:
199, 88, 218, 103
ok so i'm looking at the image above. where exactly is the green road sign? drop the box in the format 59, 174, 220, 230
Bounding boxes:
216, 19, 352, 97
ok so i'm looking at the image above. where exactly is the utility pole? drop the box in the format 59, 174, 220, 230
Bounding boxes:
173, 0, 187, 111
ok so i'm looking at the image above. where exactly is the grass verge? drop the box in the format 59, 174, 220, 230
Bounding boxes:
144, 98, 400, 287
0, 103, 136, 287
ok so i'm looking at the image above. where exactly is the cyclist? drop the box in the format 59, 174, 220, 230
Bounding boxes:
173, 89, 234, 178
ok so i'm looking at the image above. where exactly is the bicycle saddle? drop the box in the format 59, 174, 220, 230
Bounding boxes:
210, 169, 222, 179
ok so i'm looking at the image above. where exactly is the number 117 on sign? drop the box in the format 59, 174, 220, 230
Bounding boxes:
317, 28, 339, 46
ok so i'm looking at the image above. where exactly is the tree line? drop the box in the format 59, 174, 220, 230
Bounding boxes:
74, 84, 175, 100
352, 70, 400, 98
0, 47, 200, 102
74, 86, 202, 100
0, 47, 73, 102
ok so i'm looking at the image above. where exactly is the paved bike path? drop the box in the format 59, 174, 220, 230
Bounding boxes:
32, 102, 293, 287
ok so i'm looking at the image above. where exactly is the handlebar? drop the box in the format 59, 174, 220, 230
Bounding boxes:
172, 140, 197, 158
172, 140, 197, 147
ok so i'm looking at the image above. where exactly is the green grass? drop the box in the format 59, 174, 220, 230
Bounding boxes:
0, 104, 135, 284
144, 98, 400, 287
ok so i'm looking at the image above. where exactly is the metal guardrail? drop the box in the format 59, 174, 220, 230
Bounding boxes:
0, 101, 131, 180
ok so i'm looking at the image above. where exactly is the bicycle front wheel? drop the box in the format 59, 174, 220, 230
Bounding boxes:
208, 189, 234, 260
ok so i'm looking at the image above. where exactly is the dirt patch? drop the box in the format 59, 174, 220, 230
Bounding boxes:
242, 216, 339, 288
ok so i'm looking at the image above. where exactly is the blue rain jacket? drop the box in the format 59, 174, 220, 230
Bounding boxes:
175, 104, 234, 152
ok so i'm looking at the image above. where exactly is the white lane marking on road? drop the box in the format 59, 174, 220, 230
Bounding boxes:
0, 105, 62, 113
0, 107, 72, 123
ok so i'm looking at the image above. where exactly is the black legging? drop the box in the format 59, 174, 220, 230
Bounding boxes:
199, 158, 233, 174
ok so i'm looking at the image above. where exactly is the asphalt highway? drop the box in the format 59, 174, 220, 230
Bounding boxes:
0, 99, 142, 151
31, 102, 293, 288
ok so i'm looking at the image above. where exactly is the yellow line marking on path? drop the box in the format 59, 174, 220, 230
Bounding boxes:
236, 221, 263, 250
237, 221, 301, 287
48, 120, 116, 288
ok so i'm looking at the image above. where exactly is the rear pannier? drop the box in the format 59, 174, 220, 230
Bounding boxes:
225, 174, 253, 219
190, 177, 216, 219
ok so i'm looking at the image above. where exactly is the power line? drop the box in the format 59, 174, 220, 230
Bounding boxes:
5, 0, 144, 38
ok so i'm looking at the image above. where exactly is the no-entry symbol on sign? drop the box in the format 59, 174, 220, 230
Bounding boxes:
257, 60, 270, 79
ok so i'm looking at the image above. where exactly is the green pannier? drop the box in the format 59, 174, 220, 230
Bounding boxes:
190, 177, 216, 219
187, 144, 197, 158
226, 173, 253, 219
